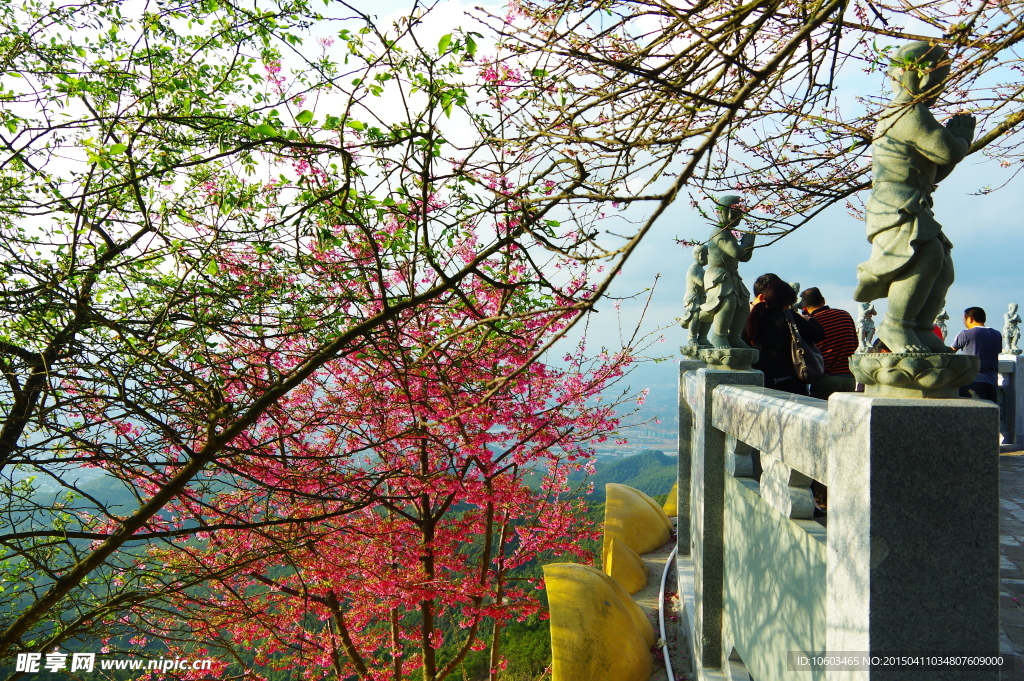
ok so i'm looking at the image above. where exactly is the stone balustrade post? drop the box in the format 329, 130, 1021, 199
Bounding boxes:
1000, 354, 1024, 447
686, 366, 762, 671
759, 457, 815, 519
724, 435, 754, 478
826, 393, 999, 680
677, 358, 704, 555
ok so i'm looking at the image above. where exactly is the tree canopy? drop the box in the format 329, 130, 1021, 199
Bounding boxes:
0, 0, 636, 664
484, 0, 1024, 242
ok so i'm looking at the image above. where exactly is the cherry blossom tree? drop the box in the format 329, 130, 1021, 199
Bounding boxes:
0, 1, 634, 662
123, 276, 630, 681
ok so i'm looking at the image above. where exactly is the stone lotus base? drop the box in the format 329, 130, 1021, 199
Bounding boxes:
680, 343, 703, 359
849, 352, 979, 398
698, 347, 759, 370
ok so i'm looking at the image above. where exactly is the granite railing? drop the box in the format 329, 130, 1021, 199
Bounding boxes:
675, 359, 1001, 681
998, 355, 1024, 447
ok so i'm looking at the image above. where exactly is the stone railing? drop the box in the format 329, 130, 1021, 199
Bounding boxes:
675, 359, 1001, 681
998, 355, 1024, 447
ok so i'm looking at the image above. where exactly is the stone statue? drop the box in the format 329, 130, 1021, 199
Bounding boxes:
849, 42, 982, 397
934, 308, 949, 340
1004, 303, 1022, 355
857, 301, 877, 352
853, 41, 975, 354
681, 244, 709, 346
698, 195, 755, 349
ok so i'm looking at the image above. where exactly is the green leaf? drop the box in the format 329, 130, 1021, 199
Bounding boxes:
438, 33, 452, 54
252, 123, 280, 137
466, 35, 477, 57
346, 120, 365, 131
206, 260, 219, 276
296, 110, 314, 125
109, 143, 128, 154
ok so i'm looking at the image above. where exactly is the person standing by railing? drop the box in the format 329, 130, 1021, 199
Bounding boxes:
744, 274, 824, 397
952, 306, 1002, 403
799, 287, 859, 400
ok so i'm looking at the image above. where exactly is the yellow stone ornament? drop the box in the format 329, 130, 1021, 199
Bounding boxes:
543, 562, 656, 681
602, 483, 671, 565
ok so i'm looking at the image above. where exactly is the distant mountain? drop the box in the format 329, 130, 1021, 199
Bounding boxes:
572, 449, 678, 500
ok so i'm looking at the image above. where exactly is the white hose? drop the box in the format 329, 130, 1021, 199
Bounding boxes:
658, 544, 679, 680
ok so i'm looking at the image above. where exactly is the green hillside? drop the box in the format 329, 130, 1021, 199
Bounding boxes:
572, 449, 678, 500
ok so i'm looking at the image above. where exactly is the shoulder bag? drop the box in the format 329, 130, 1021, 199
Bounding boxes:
783, 309, 825, 383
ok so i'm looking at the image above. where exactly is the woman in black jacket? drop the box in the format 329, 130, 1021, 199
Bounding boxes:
743, 273, 825, 396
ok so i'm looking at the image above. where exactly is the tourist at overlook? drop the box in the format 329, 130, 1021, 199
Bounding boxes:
799, 287, 859, 400
952, 306, 1002, 403
744, 274, 824, 396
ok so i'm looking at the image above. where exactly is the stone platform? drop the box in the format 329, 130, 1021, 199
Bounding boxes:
999, 452, 1024, 678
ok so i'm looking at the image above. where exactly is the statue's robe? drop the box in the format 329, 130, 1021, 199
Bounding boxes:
700, 266, 747, 317
855, 103, 969, 302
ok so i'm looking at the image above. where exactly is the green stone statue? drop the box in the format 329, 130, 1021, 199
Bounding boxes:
698, 195, 755, 349
858, 301, 877, 352
854, 42, 975, 354
934, 308, 949, 340
681, 244, 709, 346
1004, 303, 1022, 355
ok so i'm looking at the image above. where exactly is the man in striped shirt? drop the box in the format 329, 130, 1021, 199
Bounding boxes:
799, 287, 859, 399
